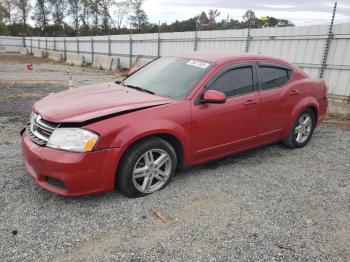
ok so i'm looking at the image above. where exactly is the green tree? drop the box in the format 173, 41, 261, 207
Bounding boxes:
208, 9, 220, 24
79, 0, 90, 35
100, 0, 115, 33
198, 11, 208, 25
277, 19, 294, 27
49, 0, 66, 25
89, 0, 101, 33
32, 0, 50, 34
13, 0, 31, 35
7, 22, 28, 35
242, 9, 258, 28
113, 0, 130, 29
67, 0, 80, 35
227, 19, 242, 29
162, 17, 197, 32
0, 3, 10, 23
0, 2, 9, 35
242, 10, 256, 21
0, 23, 8, 35
128, 0, 148, 31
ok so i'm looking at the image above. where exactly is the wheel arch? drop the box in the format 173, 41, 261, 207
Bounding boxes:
114, 132, 186, 187
307, 105, 318, 123
282, 97, 319, 138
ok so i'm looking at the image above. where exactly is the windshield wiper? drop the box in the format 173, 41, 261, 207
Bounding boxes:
125, 84, 155, 95
116, 80, 126, 86
116, 80, 155, 95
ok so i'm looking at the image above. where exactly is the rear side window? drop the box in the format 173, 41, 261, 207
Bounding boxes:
209, 67, 254, 97
260, 66, 291, 90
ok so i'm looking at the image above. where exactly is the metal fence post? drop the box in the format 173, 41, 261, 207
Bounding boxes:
63, 37, 67, 61
157, 21, 161, 57
63, 26, 67, 61
22, 34, 26, 48
108, 34, 111, 57
76, 37, 80, 54
194, 22, 199, 51
129, 29, 133, 67
320, 2, 337, 79
53, 36, 56, 51
30, 37, 33, 55
91, 36, 94, 64
245, 28, 251, 53
45, 35, 48, 57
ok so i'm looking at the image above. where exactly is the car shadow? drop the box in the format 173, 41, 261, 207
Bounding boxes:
178, 142, 289, 176
29, 142, 291, 203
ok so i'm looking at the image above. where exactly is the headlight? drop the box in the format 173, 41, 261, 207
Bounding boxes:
31, 112, 38, 122
47, 128, 99, 152
30, 112, 38, 131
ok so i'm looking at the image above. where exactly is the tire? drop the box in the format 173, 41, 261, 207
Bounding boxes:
282, 108, 316, 148
116, 137, 177, 198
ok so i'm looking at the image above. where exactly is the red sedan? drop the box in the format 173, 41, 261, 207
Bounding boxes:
21, 52, 328, 197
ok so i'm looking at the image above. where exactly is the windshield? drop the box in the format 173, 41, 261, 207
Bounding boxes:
123, 57, 213, 99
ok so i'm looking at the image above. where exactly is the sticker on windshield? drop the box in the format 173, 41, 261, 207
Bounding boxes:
186, 60, 210, 69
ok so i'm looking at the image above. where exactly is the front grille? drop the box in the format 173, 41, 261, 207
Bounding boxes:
27, 113, 58, 146
26, 126, 46, 146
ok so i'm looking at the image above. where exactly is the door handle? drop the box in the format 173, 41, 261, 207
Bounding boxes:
244, 99, 257, 105
289, 90, 299, 95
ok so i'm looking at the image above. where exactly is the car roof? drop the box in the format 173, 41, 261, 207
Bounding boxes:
171, 51, 292, 65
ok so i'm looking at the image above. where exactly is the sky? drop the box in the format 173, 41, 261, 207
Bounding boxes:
143, 0, 350, 26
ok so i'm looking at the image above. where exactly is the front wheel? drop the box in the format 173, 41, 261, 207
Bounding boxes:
116, 137, 177, 198
282, 108, 315, 148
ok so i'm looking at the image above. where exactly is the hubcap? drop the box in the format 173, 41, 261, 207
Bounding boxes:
132, 149, 172, 194
295, 114, 312, 144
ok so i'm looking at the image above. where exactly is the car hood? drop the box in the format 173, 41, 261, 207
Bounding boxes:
33, 82, 175, 123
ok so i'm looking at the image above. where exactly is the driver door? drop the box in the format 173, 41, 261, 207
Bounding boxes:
191, 62, 260, 163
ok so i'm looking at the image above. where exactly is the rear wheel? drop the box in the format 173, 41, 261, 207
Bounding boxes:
117, 137, 177, 198
282, 108, 315, 148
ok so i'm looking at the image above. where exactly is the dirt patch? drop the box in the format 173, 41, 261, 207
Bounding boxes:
0, 54, 120, 88
0, 54, 63, 64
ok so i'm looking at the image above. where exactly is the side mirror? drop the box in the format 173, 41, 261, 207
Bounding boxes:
201, 90, 226, 104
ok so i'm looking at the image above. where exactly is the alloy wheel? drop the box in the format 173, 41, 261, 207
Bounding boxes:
295, 113, 312, 144
132, 149, 172, 194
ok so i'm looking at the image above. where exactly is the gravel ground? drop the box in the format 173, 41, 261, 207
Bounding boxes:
0, 54, 118, 86
0, 55, 350, 261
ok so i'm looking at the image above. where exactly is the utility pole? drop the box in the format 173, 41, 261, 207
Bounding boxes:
320, 2, 337, 79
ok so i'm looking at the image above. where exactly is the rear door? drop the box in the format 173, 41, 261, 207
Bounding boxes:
191, 62, 260, 163
256, 62, 293, 143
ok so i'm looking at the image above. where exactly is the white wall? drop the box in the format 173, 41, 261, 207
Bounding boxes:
1, 23, 350, 98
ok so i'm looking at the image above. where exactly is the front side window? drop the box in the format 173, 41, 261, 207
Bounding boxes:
123, 57, 213, 99
209, 67, 254, 97
260, 66, 291, 90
